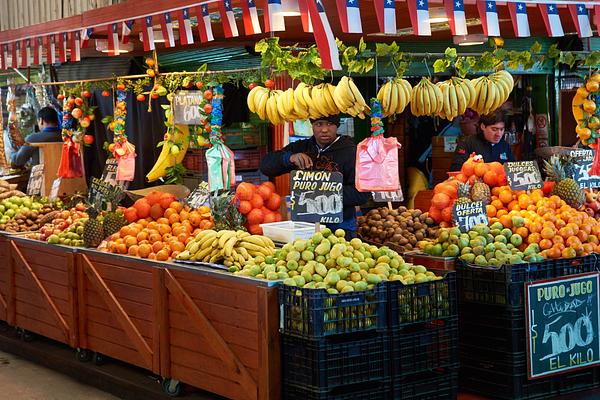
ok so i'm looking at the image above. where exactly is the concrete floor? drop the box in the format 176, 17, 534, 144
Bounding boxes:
0, 350, 119, 400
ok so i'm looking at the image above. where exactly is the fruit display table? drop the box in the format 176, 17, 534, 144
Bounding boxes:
0, 233, 281, 400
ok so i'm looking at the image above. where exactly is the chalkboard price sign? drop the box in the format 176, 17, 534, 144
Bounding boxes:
526, 273, 600, 379
504, 161, 543, 190
372, 186, 404, 203
452, 201, 488, 232
172, 91, 204, 125
87, 177, 124, 210
568, 149, 600, 189
27, 164, 44, 196
290, 170, 343, 224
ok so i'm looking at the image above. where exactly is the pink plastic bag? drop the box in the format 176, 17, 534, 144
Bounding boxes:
355, 135, 401, 192
114, 142, 136, 181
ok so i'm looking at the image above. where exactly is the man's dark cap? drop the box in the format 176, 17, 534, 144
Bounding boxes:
310, 114, 341, 127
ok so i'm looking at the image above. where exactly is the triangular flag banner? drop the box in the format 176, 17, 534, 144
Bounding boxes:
81, 28, 93, 48
336, 0, 362, 34
265, 0, 285, 32
140, 16, 155, 51
33, 37, 43, 65
58, 32, 68, 62
241, 0, 262, 35
21, 39, 29, 68
569, 4, 593, 38
538, 3, 564, 37
444, 0, 467, 36
70, 31, 81, 62
107, 23, 120, 56
219, 0, 239, 37
197, 4, 215, 42
306, 0, 342, 70
121, 20, 135, 44
407, 0, 431, 36
178, 8, 195, 45
161, 12, 176, 48
478, 0, 500, 37
11, 42, 18, 68
373, 0, 396, 34
508, 2, 530, 37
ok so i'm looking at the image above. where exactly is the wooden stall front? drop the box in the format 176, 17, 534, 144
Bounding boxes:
7, 237, 78, 347
0, 234, 9, 321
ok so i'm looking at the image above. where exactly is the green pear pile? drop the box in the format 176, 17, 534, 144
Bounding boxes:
234, 228, 442, 292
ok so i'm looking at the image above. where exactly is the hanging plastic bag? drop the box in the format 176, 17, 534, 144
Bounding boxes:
355, 99, 401, 192
110, 88, 136, 181
589, 139, 600, 176
206, 85, 235, 191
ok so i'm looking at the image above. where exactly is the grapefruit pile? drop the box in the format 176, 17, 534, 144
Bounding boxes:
235, 182, 283, 235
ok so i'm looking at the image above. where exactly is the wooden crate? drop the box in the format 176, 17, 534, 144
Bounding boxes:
0, 234, 9, 321
76, 250, 160, 374
8, 237, 78, 347
161, 265, 280, 400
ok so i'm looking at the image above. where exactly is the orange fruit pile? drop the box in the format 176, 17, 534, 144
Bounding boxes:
487, 186, 600, 259
235, 181, 283, 235
456, 154, 507, 187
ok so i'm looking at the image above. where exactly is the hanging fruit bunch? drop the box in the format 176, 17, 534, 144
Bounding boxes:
573, 71, 600, 147
71, 88, 96, 146
111, 83, 136, 181
376, 77, 412, 117
57, 94, 84, 178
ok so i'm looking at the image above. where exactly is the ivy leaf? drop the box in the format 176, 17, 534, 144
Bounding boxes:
433, 59, 448, 74
454, 57, 472, 78
547, 44, 560, 59
445, 47, 457, 60
493, 48, 507, 62
560, 52, 576, 69
584, 51, 600, 67
375, 43, 390, 57
530, 41, 542, 54
358, 37, 367, 53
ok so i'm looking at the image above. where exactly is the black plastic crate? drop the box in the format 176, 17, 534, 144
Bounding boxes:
393, 368, 458, 399
282, 332, 390, 392
456, 254, 598, 308
461, 353, 600, 400
283, 381, 390, 400
459, 303, 526, 354
387, 270, 457, 329
391, 318, 459, 377
279, 284, 386, 339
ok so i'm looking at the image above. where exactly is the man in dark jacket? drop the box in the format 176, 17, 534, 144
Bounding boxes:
11, 107, 62, 168
260, 115, 370, 237
450, 111, 515, 171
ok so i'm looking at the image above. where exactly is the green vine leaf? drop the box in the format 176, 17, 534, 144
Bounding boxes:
444, 47, 457, 60
433, 59, 448, 74
530, 41, 542, 54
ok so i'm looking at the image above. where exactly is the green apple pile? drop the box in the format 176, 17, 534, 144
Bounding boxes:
423, 223, 544, 266
233, 228, 442, 292
0, 196, 50, 225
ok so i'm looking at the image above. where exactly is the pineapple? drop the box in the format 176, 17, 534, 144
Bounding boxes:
543, 155, 585, 209
103, 210, 126, 237
455, 182, 472, 205
83, 207, 105, 248
470, 180, 491, 205
211, 192, 245, 231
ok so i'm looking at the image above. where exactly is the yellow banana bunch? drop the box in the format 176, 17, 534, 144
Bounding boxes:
471, 71, 513, 115
410, 78, 443, 117
146, 124, 190, 182
332, 76, 370, 119
309, 83, 341, 118
176, 229, 275, 269
376, 78, 412, 117
436, 77, 475, 120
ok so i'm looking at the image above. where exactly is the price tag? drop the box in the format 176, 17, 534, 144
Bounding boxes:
172, 90, 204, 125
49, 178, 61, 201
372, 186, 404, 203
186, 181, 210, 209
568, 149, 600, 189
290, 170, 343, 224
452, 201, 488, 233
504, 161, 543, 191
27, 164, 44, 196
87, 177, 124, 211
525, 273, 600, 379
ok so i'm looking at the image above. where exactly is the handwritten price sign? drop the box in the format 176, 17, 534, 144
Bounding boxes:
526, 273, 600, 379
569, 149, 600, 189
504, 161, 543, 191
452, 201, 488, 233
172, 91, 204, 125
290, 170, 343, 224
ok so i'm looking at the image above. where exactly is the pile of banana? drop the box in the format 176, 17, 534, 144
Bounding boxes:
470, 70, 514, 115
177, 229, 275, 269
333, 76, 370, 119
376, 78, 413, 116
437, 77, 476, 120
410, 78, 443, 116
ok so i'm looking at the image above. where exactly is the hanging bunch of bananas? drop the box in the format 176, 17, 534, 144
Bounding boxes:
304, 83, 341, 118
332, 76, 370, 119
470, 70, 514, 115
177, 229, 275, 269
376, 78, 412, 117
436, 77, 476, 120
410, 78, 443, 116
247, 86, 288, 125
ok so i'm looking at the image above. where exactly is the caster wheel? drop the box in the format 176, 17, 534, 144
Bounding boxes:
76, 349, 92, 362
162, 378, 183, 397
93, 353, 106, 366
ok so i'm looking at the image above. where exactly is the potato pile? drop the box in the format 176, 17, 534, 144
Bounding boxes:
0, 206, 58, 233
357, 207, 439, 253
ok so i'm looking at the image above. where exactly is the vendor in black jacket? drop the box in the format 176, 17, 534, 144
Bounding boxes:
260, 115, 370, 237
450, 111, 515, 171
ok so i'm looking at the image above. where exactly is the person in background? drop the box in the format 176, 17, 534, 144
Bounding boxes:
10, 107, 61, 168
450, 110, 515, 171
260, 115, 371, 238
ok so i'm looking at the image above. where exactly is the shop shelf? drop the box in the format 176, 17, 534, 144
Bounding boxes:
233, 146, 268, 171
182, 148, 207, 174
282, 332, 389, 392
283, 380, 390, 400
390, 318, 459, 377
460, 353, 600, 400
278, 284, 386, 339
386, 270, 457, 329
456, 254, 598, 308
393, 368, 458, 400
